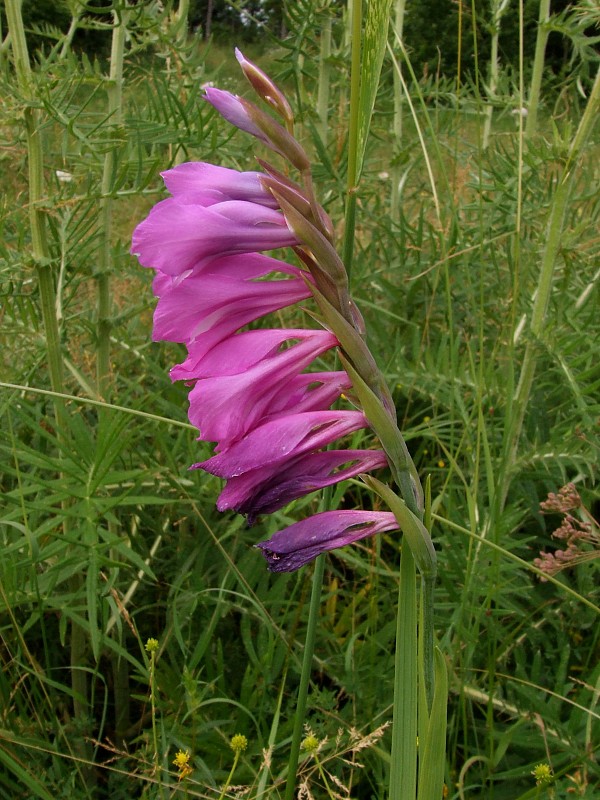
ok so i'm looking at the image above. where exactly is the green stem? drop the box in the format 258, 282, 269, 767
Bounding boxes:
316, 8, 332, 146
499, 66, 600, 512
389, 544, 417, 799
217, 751, 240, 800
5, 0, 64, 406
390, 0, 406, 218
525, 0, 550, 138
97, 5, 128, 397
342, 0, 362, 279
284, 554, 326, 800
5, 0, 94, 782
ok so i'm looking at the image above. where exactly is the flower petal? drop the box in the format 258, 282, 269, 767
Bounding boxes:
194, 410, 368, 475
204, 87, 267, 141
161, 162, 277, 207
131, 198, 297, 275
218, 449, 389, 522
153, 264, 311, 346
256, 510, 399, 572
187, 330, 338, 445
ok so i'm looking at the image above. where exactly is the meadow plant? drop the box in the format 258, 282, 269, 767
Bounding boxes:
131, 48, 445, 799
2, 0, 600, 797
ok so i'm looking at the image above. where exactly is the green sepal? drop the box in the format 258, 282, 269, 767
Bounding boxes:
308, 282, 389, 399
241, 97, 310, 171
363, 475, 435, 578
340, 353, 423, 514
273, 191, 348, 287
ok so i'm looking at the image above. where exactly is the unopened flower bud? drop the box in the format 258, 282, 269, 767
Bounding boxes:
235, 48, 294, 126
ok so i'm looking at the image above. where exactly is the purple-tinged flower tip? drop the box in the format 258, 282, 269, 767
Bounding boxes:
218, 449, 389, 523
205, 87, 309, 172
235, 48, 294, 125
131, 198, 298, 276
256, 510, 399, 572
193, 409, 368, 476
187, 330, 338, 446
204, 87, 268, 142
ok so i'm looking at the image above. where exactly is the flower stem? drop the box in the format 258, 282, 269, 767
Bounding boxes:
342, 0, 363, 279
389, 543, 417, 799
525, 0, 551, 138
499, 66, 600, 513
97, 4, 128, 398
217, 751, 240, 800
284, 554, 325, 800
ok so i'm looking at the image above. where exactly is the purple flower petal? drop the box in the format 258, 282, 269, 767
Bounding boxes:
187, 330, 338, 446
131, 198, 297, 276
256, 510, 399, 572
263, 371, 351, 417
161, 162, 277, 207
205, 87, 268, 142
152, 257, 311, 346
176, 327, 321, 379
218, 449, 389, 522
194, 409, 368, 475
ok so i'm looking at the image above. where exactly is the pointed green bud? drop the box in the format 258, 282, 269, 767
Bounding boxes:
339, 353, 423, 514
240, 98, 310, 172
271, 191, 347, 287
308, 283, 390, 406
258, 158, 335, 240
363, 475, 435, 577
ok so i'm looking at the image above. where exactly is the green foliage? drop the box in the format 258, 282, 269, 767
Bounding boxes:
1, 1, 599, 799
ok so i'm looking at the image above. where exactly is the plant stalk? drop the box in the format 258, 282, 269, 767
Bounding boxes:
389, 543, 417, 799
284, 554, 326, 800
342, 0, 362, 278
97, 4, 128, 397
525, 0, 551, 138
499, 66, 600, 512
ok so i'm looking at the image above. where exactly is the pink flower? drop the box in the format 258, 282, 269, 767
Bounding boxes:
256, 510, 399, 572
131, 197, 297, 276
194, 410, 369, 475
151, 253, 312, 366
218, 449, 389, 523
204, 87, 268, 142
186, 329, 338, 446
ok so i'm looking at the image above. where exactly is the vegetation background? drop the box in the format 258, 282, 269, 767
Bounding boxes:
0, 0, 598, 798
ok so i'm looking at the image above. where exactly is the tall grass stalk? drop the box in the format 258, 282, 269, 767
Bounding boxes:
97, 4, 128, 397
390, 0, 406, 217
316, 4, 332, 146
342, 0, 362, 273
500, 66, 600, 513
283, 556, 326, 800
482, 0, 510, 149
526, 0, 551, 137
5, 0, 64, 407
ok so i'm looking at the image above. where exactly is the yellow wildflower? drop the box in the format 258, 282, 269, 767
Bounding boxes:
230, 734, 248, 754
532, 763, 552, 786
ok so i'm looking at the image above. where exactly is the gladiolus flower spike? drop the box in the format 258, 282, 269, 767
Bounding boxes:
131, 51, 431, 573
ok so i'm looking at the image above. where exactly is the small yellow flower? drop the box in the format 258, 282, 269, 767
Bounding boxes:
532, 763, 552, 786
423, 416, 431, 423
301, 734, 319, 754
437, 459, 446, 468
230, 734, 248, 754
173, 749, 190, 769
145, 637, 159, 653
173, 749, 192, 780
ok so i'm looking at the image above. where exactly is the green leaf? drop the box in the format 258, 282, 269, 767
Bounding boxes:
417, 647, 448, 800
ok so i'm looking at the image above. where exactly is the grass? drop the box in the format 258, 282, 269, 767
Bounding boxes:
1, 2, 599, 799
